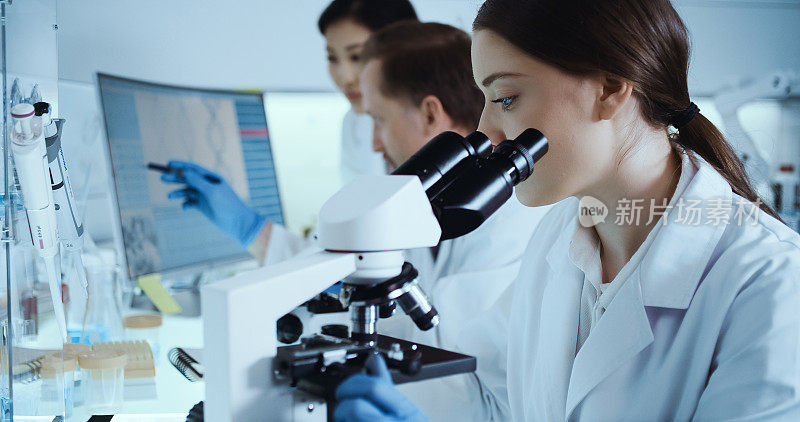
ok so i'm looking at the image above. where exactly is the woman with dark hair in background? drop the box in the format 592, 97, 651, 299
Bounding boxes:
318, 0, 418, 183
334, 0, 800, 421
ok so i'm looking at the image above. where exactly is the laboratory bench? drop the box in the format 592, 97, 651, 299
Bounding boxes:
15, 312, 205, 422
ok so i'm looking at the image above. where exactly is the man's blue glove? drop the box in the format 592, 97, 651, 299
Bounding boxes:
335, 352, 429, 422
161, 160, 266, 247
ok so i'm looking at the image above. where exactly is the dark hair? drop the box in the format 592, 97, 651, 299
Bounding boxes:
361, 21, 483, 130
318, 0, 418, 35
474, 0, 779, 219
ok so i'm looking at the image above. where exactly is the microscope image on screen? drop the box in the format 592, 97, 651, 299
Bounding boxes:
98, 73, 284, 279
136, 95, 251, 206
120, 211, 161, 277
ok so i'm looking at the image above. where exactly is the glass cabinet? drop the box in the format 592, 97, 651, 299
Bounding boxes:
2, 1, 66, 420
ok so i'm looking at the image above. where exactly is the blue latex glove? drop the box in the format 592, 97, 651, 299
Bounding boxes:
161, 160, 266, 247
335, 352, 429, 422
324, 282, 343, 295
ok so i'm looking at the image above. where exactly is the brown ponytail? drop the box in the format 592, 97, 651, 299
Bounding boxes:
674, 113, 778, 218
474, 0, 779, 220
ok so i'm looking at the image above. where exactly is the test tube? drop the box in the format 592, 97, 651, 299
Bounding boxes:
77, 350, 126, 413
123, 314, 163, 362
39, 354, 76, 418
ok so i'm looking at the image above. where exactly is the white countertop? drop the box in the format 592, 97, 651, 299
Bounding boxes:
18, 312, 205, 422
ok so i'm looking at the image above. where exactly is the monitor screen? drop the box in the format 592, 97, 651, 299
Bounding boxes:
98, 73, 283, 279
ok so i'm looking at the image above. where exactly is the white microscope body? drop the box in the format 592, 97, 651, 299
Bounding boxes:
202, 175, 441, 421
202, 128, 549, 421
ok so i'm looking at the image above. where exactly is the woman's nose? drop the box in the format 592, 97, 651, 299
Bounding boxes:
477, 110, 505, 146
342, 62, 361, 86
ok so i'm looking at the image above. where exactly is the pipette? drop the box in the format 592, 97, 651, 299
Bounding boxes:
10, 103, 68, 342
35, 102, 89, 290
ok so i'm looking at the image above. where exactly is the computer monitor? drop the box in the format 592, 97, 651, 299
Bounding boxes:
97, 73, 284, 279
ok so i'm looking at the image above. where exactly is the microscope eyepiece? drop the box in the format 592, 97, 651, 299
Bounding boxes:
428, 129, 549, 240
492, 128, 548, 182
393, 131, 491, 194
463, 131, 493, 157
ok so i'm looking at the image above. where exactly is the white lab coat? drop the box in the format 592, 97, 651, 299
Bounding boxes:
384, 198, 550, 422
265, 196, 549, 421
466, 151, 800, 421
340, 109, 386, 183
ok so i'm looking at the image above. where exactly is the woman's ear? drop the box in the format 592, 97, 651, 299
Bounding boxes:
597, 74, 634, 121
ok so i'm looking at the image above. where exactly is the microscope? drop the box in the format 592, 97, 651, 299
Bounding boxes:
201, 129, 548, 421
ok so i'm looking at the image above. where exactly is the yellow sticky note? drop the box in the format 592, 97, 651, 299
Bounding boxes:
137, 273, 182, 315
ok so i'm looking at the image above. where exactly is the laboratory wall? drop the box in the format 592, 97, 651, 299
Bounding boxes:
46, 0, 800, 243
55, 0, 800, 93
56, 0, 483, 90
6, 0, 58, 111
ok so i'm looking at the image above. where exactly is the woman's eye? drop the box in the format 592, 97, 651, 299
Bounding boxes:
491, 96, 517, 111
327, 56, 338, 63
349, 54, 361, 62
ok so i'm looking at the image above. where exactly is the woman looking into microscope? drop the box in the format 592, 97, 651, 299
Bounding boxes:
334, 0, 800, 420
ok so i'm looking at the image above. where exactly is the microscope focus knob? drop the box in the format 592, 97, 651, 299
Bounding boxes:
385, 348, 423, 376
276, 313, 303, 344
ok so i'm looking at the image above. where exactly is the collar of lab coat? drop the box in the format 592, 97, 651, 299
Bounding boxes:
545, 151, 730, 310
538, 151, 733, 418
638, 152, 730, 309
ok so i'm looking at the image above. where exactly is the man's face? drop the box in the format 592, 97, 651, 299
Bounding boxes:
360, 60, 431, 170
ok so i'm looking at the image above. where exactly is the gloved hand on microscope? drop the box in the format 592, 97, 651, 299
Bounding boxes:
335, 351, 429, 422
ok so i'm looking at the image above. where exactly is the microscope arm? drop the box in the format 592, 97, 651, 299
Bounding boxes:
202, 251, 357, 421
203, 175, 440, 421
